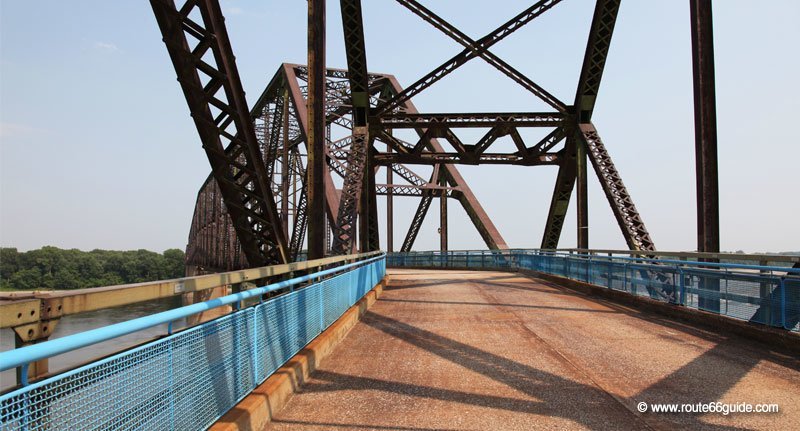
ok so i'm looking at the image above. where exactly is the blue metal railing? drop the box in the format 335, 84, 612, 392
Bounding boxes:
0, 255, 386, 431
387, 250, 800, 332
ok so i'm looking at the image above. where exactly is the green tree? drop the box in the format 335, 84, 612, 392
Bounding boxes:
1, 246, 188, 291
1, 248, 19, 288
163, 249, 186, 278
9, 268, 43, 291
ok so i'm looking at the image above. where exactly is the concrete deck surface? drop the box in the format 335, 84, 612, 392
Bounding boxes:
266, 269, 800, 431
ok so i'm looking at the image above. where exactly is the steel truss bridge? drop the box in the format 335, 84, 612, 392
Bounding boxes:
155, 0, 700, 275
2, 1, 799, 431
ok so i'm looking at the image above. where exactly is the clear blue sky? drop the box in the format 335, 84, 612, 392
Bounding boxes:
1, 0, 798, 253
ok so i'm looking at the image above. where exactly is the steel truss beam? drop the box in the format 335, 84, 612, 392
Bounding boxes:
377, 0, 564, 115
375, 184, 452, 197
151, 0, 288, 268
307, 0, 327, 259
375, 152, 560, 166
373, 123, 565, 166
541, 0, 622, 249
580, 124, 655, 251
376, 112, 564, 129
183, 59, 501, 262
177, 0, 665, 271
283, 64, 343, 224
575, 0, 621, 123
541, 138, 577, 250
385, 77, 508, 250
394, 0, 566, 113
362, 149, 381, 252
335, 0, 372, 254
331, 133, 369, 254
186, 67, 306, 270
400, 190, 435, 252
288, 153, 309, 261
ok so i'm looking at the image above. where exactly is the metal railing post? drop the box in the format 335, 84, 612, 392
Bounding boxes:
169, 335, 176, 429
624, 262, 629, 293
587, 254, 591, 283
781, 277, 787, 329
319, 284, 325, 332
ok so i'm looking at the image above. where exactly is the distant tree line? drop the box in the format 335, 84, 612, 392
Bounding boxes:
0, 247, 185, 291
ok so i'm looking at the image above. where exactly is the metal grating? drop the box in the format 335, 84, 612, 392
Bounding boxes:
1, 258, 385, 431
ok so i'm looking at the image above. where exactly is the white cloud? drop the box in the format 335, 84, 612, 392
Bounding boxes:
224, 7, 243, 15
93, 41, 119, 52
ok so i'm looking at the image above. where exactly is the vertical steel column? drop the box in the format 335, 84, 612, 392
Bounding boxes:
440, 176, 448, 251
307, 0, 327, 259
337, 0, 372, 254
281, 89, 290, 240
359, 151, 371, 251
576, 136, 589, 249
367, 158, 380, 251
690, 0, 720, 255
386, 145, 394, 252
691, 0, 720, 312
541, 138, 577, 249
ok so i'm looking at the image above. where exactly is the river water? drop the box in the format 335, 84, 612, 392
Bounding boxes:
1, 296, 187, 392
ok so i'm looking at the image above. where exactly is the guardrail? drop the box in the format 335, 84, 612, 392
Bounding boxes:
0, 254, 386, 430
0, 250, 382, 383
387, 250, 800, 332
556, 248, 800, 266
0, 250, 383, 329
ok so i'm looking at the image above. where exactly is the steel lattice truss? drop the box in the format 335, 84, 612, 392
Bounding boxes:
153, 0, 662, 280
183, 64, 504, 270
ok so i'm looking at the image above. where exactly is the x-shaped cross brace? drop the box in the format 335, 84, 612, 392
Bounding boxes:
376, 0, 568, 115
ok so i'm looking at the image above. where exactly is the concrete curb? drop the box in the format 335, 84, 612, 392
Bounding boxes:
209, 278, 386, 431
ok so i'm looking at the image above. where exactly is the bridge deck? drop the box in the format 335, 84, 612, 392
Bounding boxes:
267, 269, 799, 430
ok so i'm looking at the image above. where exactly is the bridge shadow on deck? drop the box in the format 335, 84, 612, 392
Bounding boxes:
268, 271, 799, 431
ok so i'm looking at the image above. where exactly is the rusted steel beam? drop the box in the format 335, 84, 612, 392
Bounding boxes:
574, 0, 621, 122
374, 152, 560, 166
375, 184, 452, 197
400, 193, 434, 252
523, 127, 566, 158
690, 0, 720, 255
541, 137, 577, 249
366, 153, 381, 252
151, 0, 288, 266
339, 0, 373, 254
340, 0, 370, 127
576, 138, 589, 249
281, 90, 291, 239
289, 153, 309, 261
332, 134, 368, 254
377, 0, 564, 114
439, 172, 448, 251
371, 126, 566, 166
395, 0, 566, 112
385, 76, 508, 250
307, 0, 327, 259
690, 0, 720, 312
580, 123, 655, 251
377, 112, 563, 129
283, 64, 341, 224
386, 146, 394, 252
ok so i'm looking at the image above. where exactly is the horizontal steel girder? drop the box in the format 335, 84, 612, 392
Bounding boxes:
375, 112, 565, 129
374, 152, 560, 166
